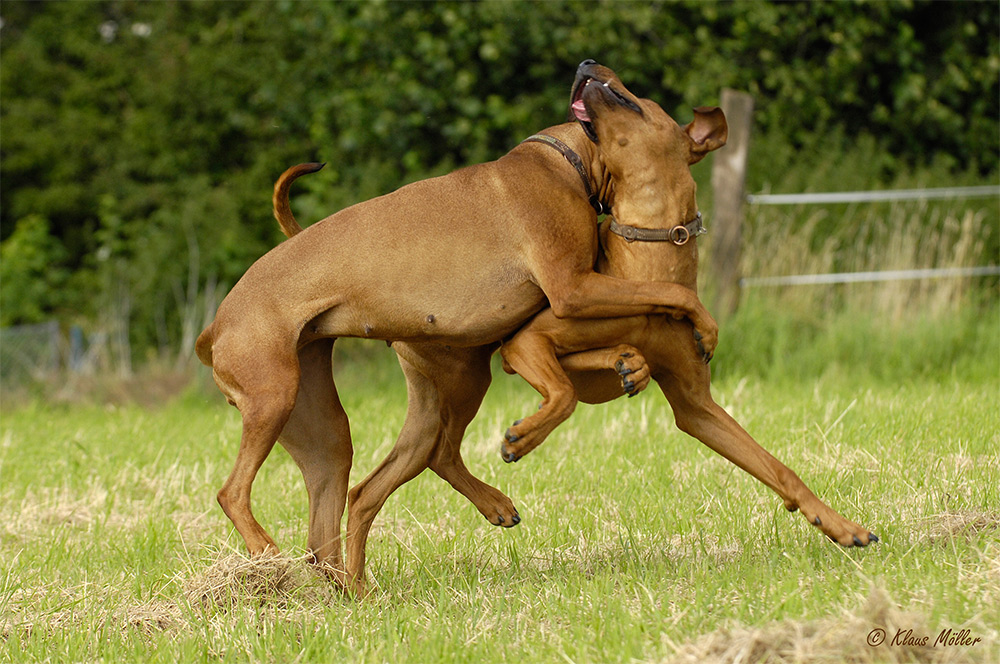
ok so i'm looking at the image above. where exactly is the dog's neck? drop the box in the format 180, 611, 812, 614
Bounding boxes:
597, 157, 702, 292
534, 123, 614, 215
520, 123, 700, 289
598, 218, 700, 291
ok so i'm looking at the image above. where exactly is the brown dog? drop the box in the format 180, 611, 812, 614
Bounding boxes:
197, 61, 719, 591
497, 75, 879, 548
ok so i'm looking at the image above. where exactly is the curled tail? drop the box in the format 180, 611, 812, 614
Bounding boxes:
273, 162, 325, 238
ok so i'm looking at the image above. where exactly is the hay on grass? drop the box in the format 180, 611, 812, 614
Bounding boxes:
122, 600, 183, 635
667, 587, 994, 664
921, 509, 999, 544
182, 550, 342, 611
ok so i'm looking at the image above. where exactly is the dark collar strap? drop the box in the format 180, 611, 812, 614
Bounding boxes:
607, 211, 706, 246
522, 134, 605, 214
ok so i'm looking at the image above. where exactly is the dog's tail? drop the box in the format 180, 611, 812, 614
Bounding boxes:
273, 162, 325, 238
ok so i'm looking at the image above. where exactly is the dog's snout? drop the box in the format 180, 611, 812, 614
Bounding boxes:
578, 59, 597, 68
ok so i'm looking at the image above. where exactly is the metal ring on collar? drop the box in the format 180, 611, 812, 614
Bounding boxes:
669, 225, 690, 245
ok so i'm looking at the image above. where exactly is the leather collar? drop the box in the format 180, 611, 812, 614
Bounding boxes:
522, 134, 607, 214
522, 133, 706, 246
607, 211, 706, 246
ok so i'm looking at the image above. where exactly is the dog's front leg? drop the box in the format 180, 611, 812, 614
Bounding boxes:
541, 271, 716, 362
554, 345, 652, 400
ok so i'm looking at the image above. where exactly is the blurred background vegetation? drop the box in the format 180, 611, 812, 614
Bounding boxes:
1, 0, 997, 395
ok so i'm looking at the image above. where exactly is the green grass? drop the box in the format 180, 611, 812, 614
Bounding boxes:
1, 337, 998, 663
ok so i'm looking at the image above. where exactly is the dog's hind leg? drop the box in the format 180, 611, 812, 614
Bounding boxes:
498, 336, 579, 463
646, 322, 878, 547
213, 342, 300, 557
499, 312, 649, 463
278, 339, 353, 586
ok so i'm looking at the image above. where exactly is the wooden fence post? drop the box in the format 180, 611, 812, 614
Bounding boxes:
710, 89, 754, 317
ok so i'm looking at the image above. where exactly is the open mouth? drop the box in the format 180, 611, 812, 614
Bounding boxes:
571, 80, 593, 122
570, 76, 642, 142
571, 78, 598, 141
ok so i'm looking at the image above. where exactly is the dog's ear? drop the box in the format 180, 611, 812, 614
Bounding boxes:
683, 106, 728, 164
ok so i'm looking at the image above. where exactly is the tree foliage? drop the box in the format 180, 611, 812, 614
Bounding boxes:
1, 0, 996, 355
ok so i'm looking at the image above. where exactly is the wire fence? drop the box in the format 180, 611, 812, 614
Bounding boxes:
0, 322, 113, 393
741, 266, 1000, 288
741, 184, 1000, 288
746, 184, 1000, 206
0, 321, 61, 389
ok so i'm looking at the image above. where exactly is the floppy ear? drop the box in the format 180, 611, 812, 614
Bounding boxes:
683, 106, 728, 164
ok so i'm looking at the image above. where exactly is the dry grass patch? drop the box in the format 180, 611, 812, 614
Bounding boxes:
121, 600, 184, 636
181, 549, 342, 611
1, 580, 182, 642
920, 509, 999, 544
666, 587, 997, 664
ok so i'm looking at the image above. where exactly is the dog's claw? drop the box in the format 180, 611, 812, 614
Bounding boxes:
512, 513, 521, 525
813, 517, 822, 526
696, 338, 712, 363
868, 533, 879, 543
693, 330, 714, 363
504, 429, 519, 443
852, 535, 864, 547
500, 442, 518, 464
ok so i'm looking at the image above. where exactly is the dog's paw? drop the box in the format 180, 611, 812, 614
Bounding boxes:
691, 311, 718, 363
693, 329, 715, 364
491, 511, 522, 527
501, 430, 521, 463
793, 500, 879, 547
467, 478, 522, 527
614, 351, 651, 397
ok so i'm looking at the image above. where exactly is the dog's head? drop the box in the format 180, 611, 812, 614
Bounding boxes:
570, 60, 728, 172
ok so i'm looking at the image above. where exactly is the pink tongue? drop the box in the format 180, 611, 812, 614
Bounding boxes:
572, 99, 591, 122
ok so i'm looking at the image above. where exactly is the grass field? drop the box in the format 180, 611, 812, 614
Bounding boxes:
1, 336, 997, 663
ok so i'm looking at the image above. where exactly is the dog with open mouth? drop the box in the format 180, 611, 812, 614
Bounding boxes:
499, 61, 879, 551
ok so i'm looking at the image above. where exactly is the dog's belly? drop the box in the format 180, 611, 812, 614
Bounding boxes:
302, 277, 545, 347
